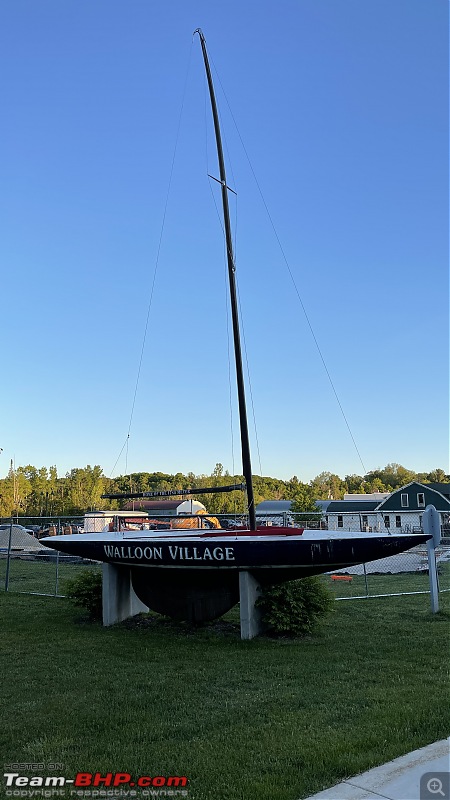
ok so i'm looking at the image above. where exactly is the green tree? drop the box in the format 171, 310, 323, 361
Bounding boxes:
18, 465, 60, 516
65, 465, 105, 513
290, 483, 319, 525
0, 462, 32, 515
310, 471, 345, 500
344, 474, 365, 493
424, 469, 449, 483
365, 464, 416, 492
0, 475, 14, 516
364, 477, 389, 494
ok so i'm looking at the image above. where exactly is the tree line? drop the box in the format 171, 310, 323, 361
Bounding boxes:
0, 461, 448, 519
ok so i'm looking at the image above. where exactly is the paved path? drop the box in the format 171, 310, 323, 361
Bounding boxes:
302, 739, 449, 800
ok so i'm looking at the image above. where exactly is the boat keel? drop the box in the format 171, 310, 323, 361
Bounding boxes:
130, 567, 240, 623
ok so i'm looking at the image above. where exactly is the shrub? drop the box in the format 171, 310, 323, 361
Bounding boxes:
256, 576, 333, 637
64, 569, 103, 620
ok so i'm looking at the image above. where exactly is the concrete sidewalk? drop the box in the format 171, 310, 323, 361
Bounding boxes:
302, 738, 449, 800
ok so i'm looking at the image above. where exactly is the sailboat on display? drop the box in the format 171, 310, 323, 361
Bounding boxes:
42, 31, 431, 621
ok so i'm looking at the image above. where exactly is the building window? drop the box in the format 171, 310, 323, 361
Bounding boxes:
401, 493, 409, 508
384, 515, 390, 528
337, 515, 343, 528
417, 493, 425, 508
395, 516, 401, 528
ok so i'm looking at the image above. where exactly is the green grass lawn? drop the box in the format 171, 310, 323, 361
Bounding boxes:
1, 587, 449, 800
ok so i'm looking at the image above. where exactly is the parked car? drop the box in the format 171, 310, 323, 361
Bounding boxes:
0, 523, 35, 535
25, 524, 41, 534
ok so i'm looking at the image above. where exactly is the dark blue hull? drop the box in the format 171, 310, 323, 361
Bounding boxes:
42, 530, 431, 621
42, 531, 430, 575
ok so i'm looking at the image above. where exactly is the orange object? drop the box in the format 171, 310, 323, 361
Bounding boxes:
331, 574, 353, 582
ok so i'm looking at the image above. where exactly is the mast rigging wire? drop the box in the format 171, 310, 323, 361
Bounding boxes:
203, 74, 236, 487
109, 41, 194, 478
210, 61, 367, 475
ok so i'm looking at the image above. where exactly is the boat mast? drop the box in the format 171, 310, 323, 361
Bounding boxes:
195, 29, 256, 531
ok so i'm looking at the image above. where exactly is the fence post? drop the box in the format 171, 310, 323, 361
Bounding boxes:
55, 550, 60, 596
423, 505, 441, 613
55, 519, 61, 596
5, 517, 13, 592
363, 562, 369, 597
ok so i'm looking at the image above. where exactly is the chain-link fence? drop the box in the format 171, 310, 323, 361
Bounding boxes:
0, 516, 95, 597
325, 544, 450, 599
1, 514, 448, 601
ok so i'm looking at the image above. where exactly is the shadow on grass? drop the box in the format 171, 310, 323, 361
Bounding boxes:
120, 611, 242, 639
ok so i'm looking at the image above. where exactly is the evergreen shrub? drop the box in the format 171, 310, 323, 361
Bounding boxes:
64, 568, 103, 619
256, 576, 333, 637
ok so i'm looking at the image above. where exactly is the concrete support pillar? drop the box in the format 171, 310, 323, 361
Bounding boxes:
102, 563, 149, 626
239, 570, 264, 640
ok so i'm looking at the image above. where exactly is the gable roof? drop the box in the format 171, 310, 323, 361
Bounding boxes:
377, 482, 450, 511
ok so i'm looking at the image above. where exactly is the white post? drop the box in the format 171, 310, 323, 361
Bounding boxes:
239, 571, 263, 640
102, 563, 149, 626
423, 505, 441, 614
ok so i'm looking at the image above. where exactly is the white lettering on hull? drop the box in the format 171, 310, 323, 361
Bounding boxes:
103, 543, 235, 563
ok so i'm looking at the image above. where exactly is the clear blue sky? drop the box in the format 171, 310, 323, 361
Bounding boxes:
1, 0, 448, 482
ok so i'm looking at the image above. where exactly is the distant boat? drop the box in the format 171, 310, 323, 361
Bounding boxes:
42, 30, 431, 622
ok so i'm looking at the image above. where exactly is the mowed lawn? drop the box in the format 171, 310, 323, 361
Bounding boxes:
0, 588, 449, 800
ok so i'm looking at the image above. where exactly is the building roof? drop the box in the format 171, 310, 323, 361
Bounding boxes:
256, 500, 292, 514
343, 492, 390, 502
315, 500, 332, 512
377, 482, 450, 511
326, 501, 380, 513
426, 482, 450, 498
